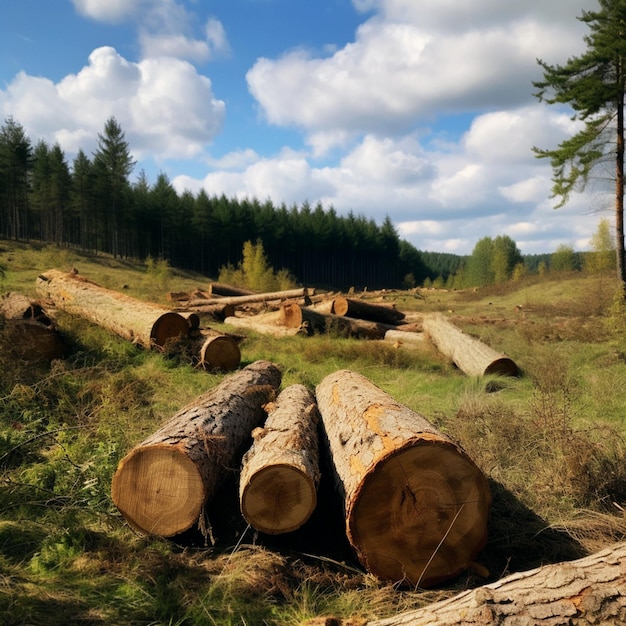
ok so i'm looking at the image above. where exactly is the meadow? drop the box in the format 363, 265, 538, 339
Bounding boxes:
1, 240, 625, 625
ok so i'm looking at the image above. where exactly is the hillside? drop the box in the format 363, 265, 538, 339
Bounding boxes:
1, 240, 625, 625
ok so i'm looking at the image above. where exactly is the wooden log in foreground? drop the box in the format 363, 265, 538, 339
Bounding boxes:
0, 292, 65, 362
189, 328, 241, 372
344, 541, 626, 625
423, 313, 519, 377
240, 384, 320, 534
316, 370, 491, 588
111, 360, 282, 537
331, 296, 406, 325
36, 269, 189, 349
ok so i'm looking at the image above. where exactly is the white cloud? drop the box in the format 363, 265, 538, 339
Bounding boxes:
1, 46, 225, 161
71, 0, 146, 22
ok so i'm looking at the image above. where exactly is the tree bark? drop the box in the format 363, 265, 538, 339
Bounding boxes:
315, 370, 491, 588
331, 296, 406, 325
239, 384, 320, 535
207, 282, 257, 297
423, 314, 518, 377
188, 328, 241, 372
383, 329, 426, 348
0, 292, 65, 362
186, 287, 311, 308
176, 302, 236, 322
36, 269, 189, 349
225, 312, 304, 337
356, 541, 626, 625
111, 360, 282, 537
280, 304, 391, 339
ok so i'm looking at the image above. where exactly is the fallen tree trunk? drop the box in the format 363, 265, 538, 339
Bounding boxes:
111, 360, 282, 537
315, 370, 491, 588
188, 328, 241, 372
239, 384, 320, 535
383, 329, 426, 349
176, 302, 236, 321
36, 269, 189, 349
331, 296, 406, 325
0, 292, 65, 362
207, 282, 257, 297
358, 541, 626, 625
225, 312, 303, 337
280, 304, 391, 339
186, 287, 311, 308
423, 313, 518, 377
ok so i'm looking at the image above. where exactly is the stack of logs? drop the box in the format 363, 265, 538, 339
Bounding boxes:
110, 360, 492, 589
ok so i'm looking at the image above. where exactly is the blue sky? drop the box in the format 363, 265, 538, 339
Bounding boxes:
0, 0, 607, 255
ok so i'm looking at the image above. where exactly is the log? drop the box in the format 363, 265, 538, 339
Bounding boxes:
186, 287, 311, 308
224, 312, 303, 337
280, 304, 390, 339
315, 370, 491, 588
111, 360, 282, 537
423, 313, 518, 377
239, 384, 320, 534
0, 292, 65, 362
383, 329, 426, 348
207, 282, 257, 297
36, 269, 189, 349
355, 541, 626, 625
331, 296, 406, 325
176, 302, 236, 321
189, 328, 241, 372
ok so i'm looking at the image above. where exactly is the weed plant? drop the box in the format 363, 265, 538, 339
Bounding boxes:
1, 242, 626, 624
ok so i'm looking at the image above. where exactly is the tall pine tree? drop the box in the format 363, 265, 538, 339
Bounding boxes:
533, 0, 626, 293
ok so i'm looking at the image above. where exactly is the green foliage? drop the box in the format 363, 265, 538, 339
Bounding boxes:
218, 239, 297, 291
586, 217, 616, 273
551, 243, 579, 272
462, 235, 522, 287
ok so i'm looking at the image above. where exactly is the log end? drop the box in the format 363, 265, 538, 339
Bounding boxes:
348, 442, 491, 588
3, 320, 65, 362
111, 445, 205, 537
198, 335, 241, 372
484, 357, 519, 377
241, 464, 317, 535
150, 312, 190, 348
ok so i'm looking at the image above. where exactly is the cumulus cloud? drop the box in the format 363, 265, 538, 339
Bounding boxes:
1, 46, 225, 161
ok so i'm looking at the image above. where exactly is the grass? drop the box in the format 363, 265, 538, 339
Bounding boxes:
1, 240, 626, 624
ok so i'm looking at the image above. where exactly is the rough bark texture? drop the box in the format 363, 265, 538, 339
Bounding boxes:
360, 542, 626, 625
331, 297, 406, 325
111, 360, 282, 537
189, 328, 241, 372
36, 269, 189, 349
0, 292, 65, 362
316, 370, 491, 588
423, 313, 518, 377
280, 304, 391, 339
383, 329, 426, 348
186, 287, 310, 308
225, 312, 303, 337
177, 302, 236, 321
240, 384, 321, 534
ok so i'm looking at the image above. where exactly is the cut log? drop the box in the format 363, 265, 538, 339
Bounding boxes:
352, 541, 626, 625
111, 360, 282, 537
0, 292, 65, 362
186, 287, 311, 308
240, 384, 321, 535
207, 282, 257, 297
176, 302, 236, 322
224, 312, 303, 337
423, 313, 518, 377
383, 329, 426, 348
189, 328, 241, 372
280, 304, 390, 339
331, 296, 406, 325
36, 269, 189, 349
315, 369, 491, 588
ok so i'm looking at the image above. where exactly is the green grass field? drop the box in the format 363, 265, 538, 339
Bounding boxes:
1, 240, 625, 625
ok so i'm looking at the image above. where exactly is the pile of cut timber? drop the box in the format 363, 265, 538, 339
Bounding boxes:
111, 363, 491, 588
35, 269, 241, 372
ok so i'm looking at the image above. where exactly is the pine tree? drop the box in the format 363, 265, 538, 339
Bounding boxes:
533, 0, 626, 293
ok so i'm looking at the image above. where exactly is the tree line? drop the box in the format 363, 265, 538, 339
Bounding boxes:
0, 114, 611, 292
